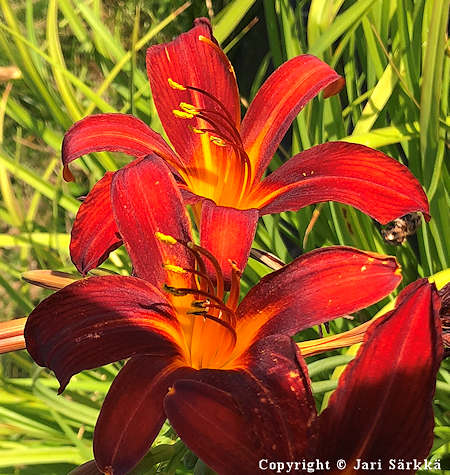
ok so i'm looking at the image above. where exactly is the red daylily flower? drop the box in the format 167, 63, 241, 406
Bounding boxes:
166, 278, 443, 475
62, 18, 429, 281
26, 156, 404, 475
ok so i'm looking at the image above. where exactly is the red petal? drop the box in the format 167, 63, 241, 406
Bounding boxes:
146, 18, 240, 167
165, 380, 261, 475
62, 113, 181, 169
235, 247, 401, 351
24, 276, 182, 392
111, 155, 194, 287
251, 142, 430, 223
205, 334, 317, 459
241, 55, 343, 182
318, 279, 443, 467
166, 335, 316, 474
199, 200, 258, 282
178, 184, 204, 205
70, 172, 122, 275
94, 355, 195, 475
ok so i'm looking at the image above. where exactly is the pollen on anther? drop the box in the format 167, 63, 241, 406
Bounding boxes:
164, 264, 186, 274
173, 110, 194, 119
155, 232, 177, 245
179, 102, 198, 114
360, 265, 367, 272
210, 136, 226, 146
167, 78, 186, 90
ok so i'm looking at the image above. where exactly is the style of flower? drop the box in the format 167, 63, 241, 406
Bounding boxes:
25, 156, 405, 475
62, 18, 429, 281
166, 278, 443, 475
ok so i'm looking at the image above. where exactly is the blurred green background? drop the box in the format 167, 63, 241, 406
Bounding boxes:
0, 0, 448, 473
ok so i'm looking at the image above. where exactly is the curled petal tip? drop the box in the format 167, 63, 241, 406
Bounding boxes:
323, 76, 345, 98
63, 165, 75, 182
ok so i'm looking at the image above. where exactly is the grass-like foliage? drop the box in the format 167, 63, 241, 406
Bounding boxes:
0, 0, 448, 473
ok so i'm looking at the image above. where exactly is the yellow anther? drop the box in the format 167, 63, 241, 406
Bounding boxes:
172, 110, 194, 119
394, 267, 402, 276
168, 78, 186, 90
164, 264, 187, 274
210, 136, 226, 147
179, 102, 198, 114
155, 232, 177, 245
191, 126, 205, 134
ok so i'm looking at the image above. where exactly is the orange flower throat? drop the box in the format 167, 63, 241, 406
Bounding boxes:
168, 77, 253, 208
156, 232, 241, 370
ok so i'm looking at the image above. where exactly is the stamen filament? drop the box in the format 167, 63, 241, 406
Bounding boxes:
156, 233, 211, 293
184, 84, 236, 125
164, 285, 229, 315
170, 79, 254, 199
202, 303, 236, 328
188, 242, 224, 300
194, 110, 239, 145
182, 267, 215, 296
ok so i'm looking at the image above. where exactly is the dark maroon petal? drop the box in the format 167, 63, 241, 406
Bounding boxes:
165, 379, 262, 475
24, 276, 182, 392
70, 172, 122, 275
62, 113, 181, 169
251, 142, 430, 223
235, 247, 401, 351
199, 200, 258, 283
94, 355, 195, 475
111, 154, 194, 287
318, 279, 443, 469
146, 18, 240, 167
202, 334, 317, 460
68, 461, 102, 475
166, 334, 317, 475
241, 55, 344, 182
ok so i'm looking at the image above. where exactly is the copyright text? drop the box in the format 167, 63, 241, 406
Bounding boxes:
257, 458, 441, 473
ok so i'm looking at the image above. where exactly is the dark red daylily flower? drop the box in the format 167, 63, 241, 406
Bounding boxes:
62, 18, 429, 281
166, 278, 443, 475
25, 156, 403, 475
